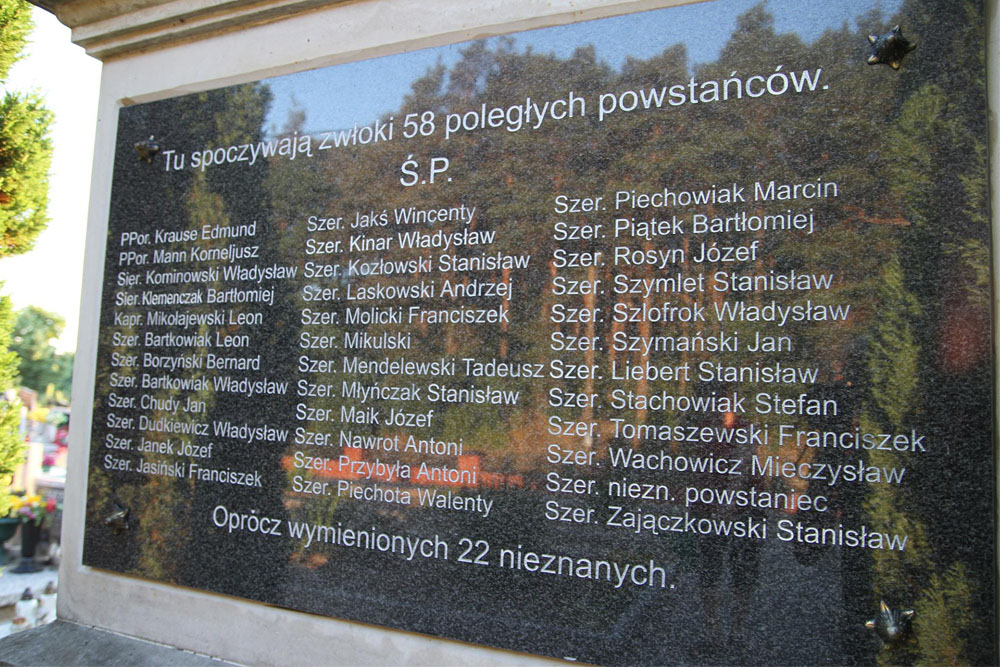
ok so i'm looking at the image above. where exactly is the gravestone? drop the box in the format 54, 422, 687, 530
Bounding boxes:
29, 0, 1000, 664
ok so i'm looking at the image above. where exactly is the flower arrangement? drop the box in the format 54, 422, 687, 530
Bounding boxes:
8, 494, 59, 527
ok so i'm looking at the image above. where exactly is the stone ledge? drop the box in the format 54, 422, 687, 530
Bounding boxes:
28, 0, 345, 60
0, 619, 236, 666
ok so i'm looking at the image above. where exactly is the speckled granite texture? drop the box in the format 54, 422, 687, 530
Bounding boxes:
82, 0, 995, 663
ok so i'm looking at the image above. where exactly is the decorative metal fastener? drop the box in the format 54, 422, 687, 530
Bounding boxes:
867, 26, 916, 70
866, 600, 914, 646
134, 135, 161, 163
104, 503, 130, 533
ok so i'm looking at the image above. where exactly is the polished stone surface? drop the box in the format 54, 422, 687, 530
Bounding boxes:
83, 0, 994, 663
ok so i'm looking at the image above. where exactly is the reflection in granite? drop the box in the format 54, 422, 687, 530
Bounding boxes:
83, 0, 994, 664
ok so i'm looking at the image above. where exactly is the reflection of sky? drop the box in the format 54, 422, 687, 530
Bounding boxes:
264, 0, 901, 135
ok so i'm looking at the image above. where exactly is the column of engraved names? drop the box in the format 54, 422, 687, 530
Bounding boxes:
602, 188, 692, 539
601, 180, 892, 547
100, 222, 281, 492
293, 204, 512, 523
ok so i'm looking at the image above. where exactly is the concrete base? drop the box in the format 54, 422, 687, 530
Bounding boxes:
0, 620, 235, 666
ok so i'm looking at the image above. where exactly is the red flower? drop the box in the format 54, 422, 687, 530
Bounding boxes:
45, 498, 56, 513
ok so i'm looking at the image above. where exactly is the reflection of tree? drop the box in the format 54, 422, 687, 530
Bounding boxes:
85, 1, 992, 662
285, 4, 991, 660
87, 82, 292, 594
868, 1, 991, 663
861, 259, 933, 663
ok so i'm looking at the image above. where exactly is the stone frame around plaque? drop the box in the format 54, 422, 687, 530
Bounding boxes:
53, 0, 1000, 664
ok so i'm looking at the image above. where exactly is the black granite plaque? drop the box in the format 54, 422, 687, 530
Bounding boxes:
84, 0, 995, 663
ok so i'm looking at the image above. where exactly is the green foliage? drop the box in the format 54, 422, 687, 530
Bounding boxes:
0, 0, 31, 81
0, 2, 51, 509
0, 293, 23, 515
11, 303, 61, 355
0, 91, 52, 255
0, 1, 52, 256
9, 305, 72, 398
